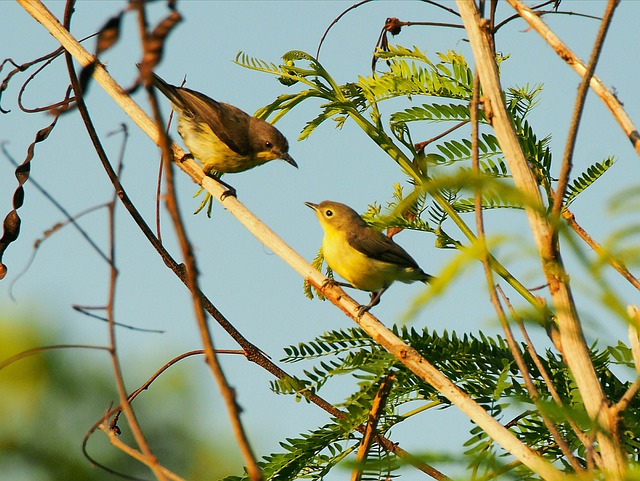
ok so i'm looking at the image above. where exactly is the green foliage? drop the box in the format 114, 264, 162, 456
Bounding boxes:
304, 248, 332, 300
391, 102, 473, 124
453, 191, 524, 213
238, 47, 586, 229
257, 326, 640, 479
237, 40, 623, 480
361, 183, 432, 234
359, 47, 474, 104
564, 156, 616, 208
506, 84, 543, 118
222, 423, 356, 481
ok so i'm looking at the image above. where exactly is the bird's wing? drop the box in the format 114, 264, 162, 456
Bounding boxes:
347, 228, 420, 269
175, 89, 253, 156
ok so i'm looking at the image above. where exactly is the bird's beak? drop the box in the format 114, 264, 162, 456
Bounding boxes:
281, 153, 298, 168
304, 202, 318, 211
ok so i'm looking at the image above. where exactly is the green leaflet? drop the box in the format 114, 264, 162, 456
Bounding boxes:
564, 156, 616, 208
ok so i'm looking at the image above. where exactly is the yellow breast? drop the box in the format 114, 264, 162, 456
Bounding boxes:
322, 230, 401, 292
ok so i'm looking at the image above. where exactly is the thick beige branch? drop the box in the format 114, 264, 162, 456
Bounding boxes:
507, 0, 640, 156
456, 1, 626, 478
19, 1, 564, 479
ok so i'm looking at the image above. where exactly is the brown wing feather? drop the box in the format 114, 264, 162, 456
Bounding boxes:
346, 228, 420, 269
152, 73, 252, 155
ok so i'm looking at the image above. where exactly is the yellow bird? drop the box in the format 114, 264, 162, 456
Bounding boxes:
306, 200, 434, 315
152, 72, 297, 199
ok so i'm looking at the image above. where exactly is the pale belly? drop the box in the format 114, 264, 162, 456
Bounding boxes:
178, 119, 261, 173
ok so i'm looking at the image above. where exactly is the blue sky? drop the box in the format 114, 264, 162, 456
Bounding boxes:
2, 1, 640, 478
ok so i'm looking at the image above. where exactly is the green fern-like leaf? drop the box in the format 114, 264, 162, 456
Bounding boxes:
304, 248, 324, 300
427, 188, 458, 227
270, 375, 314, 398
375, 44, 433, 63
390, 102, 474, 125
424, 133, 503, 169
282, 328, 380, 362
256, 326, 640, 480
359, 47, 473, 104
506, 84, 543, 119
453, 191, 524, 213
564, 156, 616, 208
359, 184, 433, 234
234, 51, 283, 76
303, 248, 336, 301
479, 156, 509, 177
222, 423, 355, 481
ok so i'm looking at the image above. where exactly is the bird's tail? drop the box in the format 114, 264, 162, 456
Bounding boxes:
150, 73, 184, 109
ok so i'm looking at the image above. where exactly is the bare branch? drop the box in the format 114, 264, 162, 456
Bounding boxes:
507, 0, 640, 156
563, 209, 640, 291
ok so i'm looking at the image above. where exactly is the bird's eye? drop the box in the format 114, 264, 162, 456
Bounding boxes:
265, 141, 272, 148
325, 209, 333, 217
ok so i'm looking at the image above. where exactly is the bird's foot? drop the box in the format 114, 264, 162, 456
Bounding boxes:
193, 189, 214, 217
356, 304, 372, 318
212, 174, 237, 201
321, 278, 338, 290
179, 152, 194, 163
321, 278, 353, 291
219, 186, 237, 201
355, 291, 384, 318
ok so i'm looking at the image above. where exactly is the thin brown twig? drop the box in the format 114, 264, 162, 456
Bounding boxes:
506, 0, 640, 156
155, 109, 176, 244
494, 9, 601, 32
414, 120, 469, 154
552, 0, 619, 218
613, 377, 640, 415
316, 0, 373, 60
562, 209, 640, 291
350, 374, 395, 481
0, 344, 110, 370
111, 350, 204, 430
6, 200, 111, 301
98, 421, 186, 481
72, 304, 165, 333
134, 6, 262, 479
495, 0, 600, 32
63, 3, 166, 479
15, 48, 73, 113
